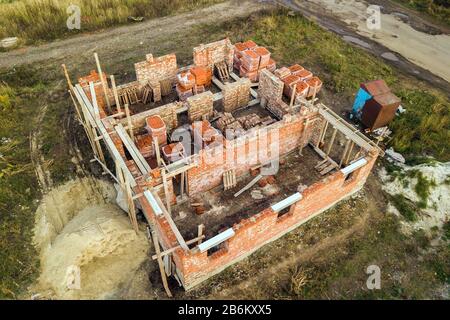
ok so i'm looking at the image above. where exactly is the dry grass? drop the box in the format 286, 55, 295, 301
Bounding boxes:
0, 0, 222, 44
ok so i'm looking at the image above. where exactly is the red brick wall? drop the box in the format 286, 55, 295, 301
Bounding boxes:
176, 152, 378, 289
193, 39, 234, 72
187, 113, 313, 195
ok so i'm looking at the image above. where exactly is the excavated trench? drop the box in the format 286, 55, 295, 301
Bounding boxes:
31, 177, 149, 299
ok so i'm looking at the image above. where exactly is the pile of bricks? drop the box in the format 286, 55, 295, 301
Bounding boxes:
267, 100, 290, 120
135, 133, 154, 158
238, 113, 262, 130
274, 64, 322, 99
233, 40, 276, 82
187, 91, 214, 122
192, 120, 223, 149
222, 78, 251, 112
190, 66, 212, 87
215, 112, 245, 137
176, 71, 196, 101
145, 115, 167, 146
162, 142, 185, 163
176, 67, 213, 101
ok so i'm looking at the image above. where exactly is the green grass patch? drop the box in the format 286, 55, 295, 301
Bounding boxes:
394, 0, 450, 26
0, 0, 223, 45
0, 65, 76, 299
390, 194, 419, 221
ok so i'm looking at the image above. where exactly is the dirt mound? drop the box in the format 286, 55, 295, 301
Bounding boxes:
31, 178, 149, 299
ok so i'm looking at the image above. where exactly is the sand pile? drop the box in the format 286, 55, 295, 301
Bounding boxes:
31, 178, 149, 299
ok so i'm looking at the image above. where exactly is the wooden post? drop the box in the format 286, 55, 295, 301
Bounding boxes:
154, 137, 161, 166
161, 169, 172, 215
68, 90, 83, 123
344, 141, 355, 166
326, 127, 337, 156
124, 103, 134, 141
94, 52, 112, 113
180, 171, 185, 197
151, 231, 173, 298
311, 85, 317, 105
317, 120, 328, 148
289, 83, 297, 108
110, 75, 122, 114
125, 175, 139, 233
339, 138, 351, 168
61, 64, 73, 91
197, 224, 204, 245
299, 118, 310, 155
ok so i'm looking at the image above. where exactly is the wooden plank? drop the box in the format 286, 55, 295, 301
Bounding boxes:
325, 127, 338, 156
320, 163, 336, 176
74, 85, 136, 186
339, 138, 351, 168
152, 189, 189, 250
110, 75, 122, 114
151, 231, 173, 298
115, 123, 151, 174
124, 103, 134, 141
197, 224, 204, 245
94, 52, 111, 113
234, 175, 263, 197
151, 234, 205, 260
161, 169, 172, 215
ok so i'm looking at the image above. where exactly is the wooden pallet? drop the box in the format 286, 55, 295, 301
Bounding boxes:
119, 87, 140, 105
141, 85, 153, 104
215, 61, 230, 82
223, 169, 237, 191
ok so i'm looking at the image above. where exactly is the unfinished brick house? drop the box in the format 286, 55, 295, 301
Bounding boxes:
65, 38, 381, 293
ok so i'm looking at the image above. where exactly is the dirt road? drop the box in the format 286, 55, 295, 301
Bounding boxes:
276, 0, 450, 95
0, 1, 266, 70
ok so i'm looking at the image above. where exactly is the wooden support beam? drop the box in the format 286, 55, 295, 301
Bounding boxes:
326, 127, 337, 156
234, 175, 263, 197
125, 174, 139, 233
339, 138, 351, 168
151, 231, 173, 298
110, 75, 122, 114
289, 83, 297, 108
344, 141, 355, 166
317, 120, 329, 148
152, 189, 189, 250
151, 234, 205, 260
161, 169, 172, 215
124, 103, 134, 141
115, 123, 151, 174
180, 171, 185, 197
61, 64, 74, 91
197, 224, 204, 245
154, 137, 162, 166
94, 52, 112, 113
